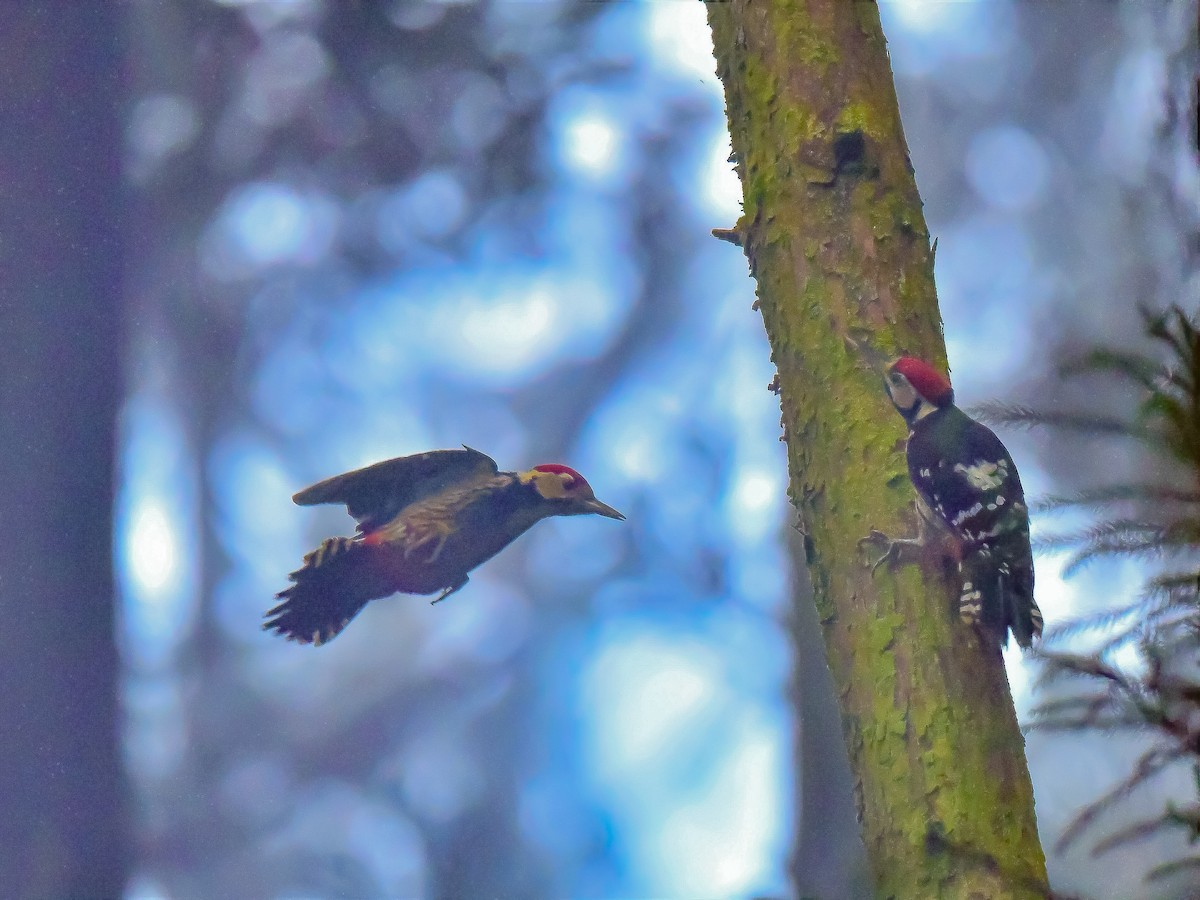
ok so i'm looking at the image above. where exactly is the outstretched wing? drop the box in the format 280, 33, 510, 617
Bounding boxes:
293, 446, 499, 533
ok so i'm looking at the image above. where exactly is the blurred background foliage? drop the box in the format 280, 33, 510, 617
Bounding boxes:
40, 0, 1197, 897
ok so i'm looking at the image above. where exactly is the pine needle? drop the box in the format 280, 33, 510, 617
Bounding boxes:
980, 305, 1200, 880
968, 401, 1143, 437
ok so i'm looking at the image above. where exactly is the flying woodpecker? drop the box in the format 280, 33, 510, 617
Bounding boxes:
265, 447, 624, 645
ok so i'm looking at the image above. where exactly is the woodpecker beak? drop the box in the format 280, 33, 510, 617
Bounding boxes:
582, 498, 625, 520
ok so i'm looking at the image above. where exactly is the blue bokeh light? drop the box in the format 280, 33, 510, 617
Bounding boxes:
580, 621, 790, 897
117, 394, 200, 672
966, 125, 1051, 212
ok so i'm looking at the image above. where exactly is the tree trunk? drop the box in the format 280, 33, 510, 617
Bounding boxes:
0, 3, 128, 897
707, 2, 1047, 896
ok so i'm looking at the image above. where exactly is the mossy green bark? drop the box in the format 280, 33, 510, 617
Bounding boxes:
707, 2, 1048, 897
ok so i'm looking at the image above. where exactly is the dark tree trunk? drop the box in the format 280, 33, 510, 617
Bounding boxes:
0, 4, 128, 896
787, 537, 871, 898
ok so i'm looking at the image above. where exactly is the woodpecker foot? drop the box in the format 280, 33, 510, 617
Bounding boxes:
858, 529, 923, 575
431, 576, 469, 605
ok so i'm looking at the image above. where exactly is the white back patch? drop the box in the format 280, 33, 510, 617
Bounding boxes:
953, 459, 1008, 491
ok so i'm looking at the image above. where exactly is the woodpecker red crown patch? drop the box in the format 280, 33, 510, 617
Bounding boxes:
892, 356, 954, 406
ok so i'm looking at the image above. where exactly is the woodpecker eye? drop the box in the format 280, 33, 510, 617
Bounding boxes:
888, 372, 904, 385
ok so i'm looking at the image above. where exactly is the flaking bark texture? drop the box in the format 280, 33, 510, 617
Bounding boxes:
706, 2, 1047, 897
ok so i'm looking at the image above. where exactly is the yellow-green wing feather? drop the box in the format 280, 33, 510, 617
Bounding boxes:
293, 446, 498, 533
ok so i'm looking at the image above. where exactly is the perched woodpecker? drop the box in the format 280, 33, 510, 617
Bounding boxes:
264, 447, 624, 645
863, 357, 1043, 648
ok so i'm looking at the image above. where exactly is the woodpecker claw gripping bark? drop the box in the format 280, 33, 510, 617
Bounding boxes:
859, 529, 924, 575
863, 357, 1043, 648
265, 447, 624, 645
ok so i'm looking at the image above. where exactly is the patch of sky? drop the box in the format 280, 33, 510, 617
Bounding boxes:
123, 674, 189, 783
412, 578, 530, 671
881, 0, 1017, 79
334, 255, 634, 389
560, 107, 624, 183
725, 465, 786, 545
529, 515, 625, 589
937, 213, 1036, 380
220, 754, 293, 829
253, 332, 336, 436
322, 288, 426, 391
1101, 50, 1169, 183
386, 0, 447, 32
579, 622, 788, 898
583, 628, 730, 782
576, 320, 784, 602
241, 30, 330, 127
394, 731, 485, 825
698, 130, 744, 223
648, 475, 727, 569
712, 323, 780, 433
127, 93, 200, 181
116, 394, 199, 672
630, 12, 739, 222
439, 402, 529, 471
298, 406, 435, 487
645, 103, 743, 226
269, 780, 426, 898
482, 0, 567, 60
539, 191, 637, 284
214, 566, 278, 646
693, 286, 788, 556
1006, 460, 1153, 713
584, 332, 725, 465
124, 875, 171, 900
208, 430, 303, 585
214, 0, 321, 29
640, 0, 724, 100
556, 11, 704, 146
1007, 554, 1148, 716
376, 168, 469, 250
585, 380, 685, 486
585, 574, 696, 622
650, 722, 787, 898
966, 125, 1051, 213
451, 279, 577, 375
449, 71, 509, 154
728, 544, 790, 613
203, 182, 340, 280
704, 604, 791, 697
519, 773, 600, 857
545, 87, 642, 194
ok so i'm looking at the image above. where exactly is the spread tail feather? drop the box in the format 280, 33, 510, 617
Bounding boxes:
264, 537, 386, 645
958, 546, 1041, 649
